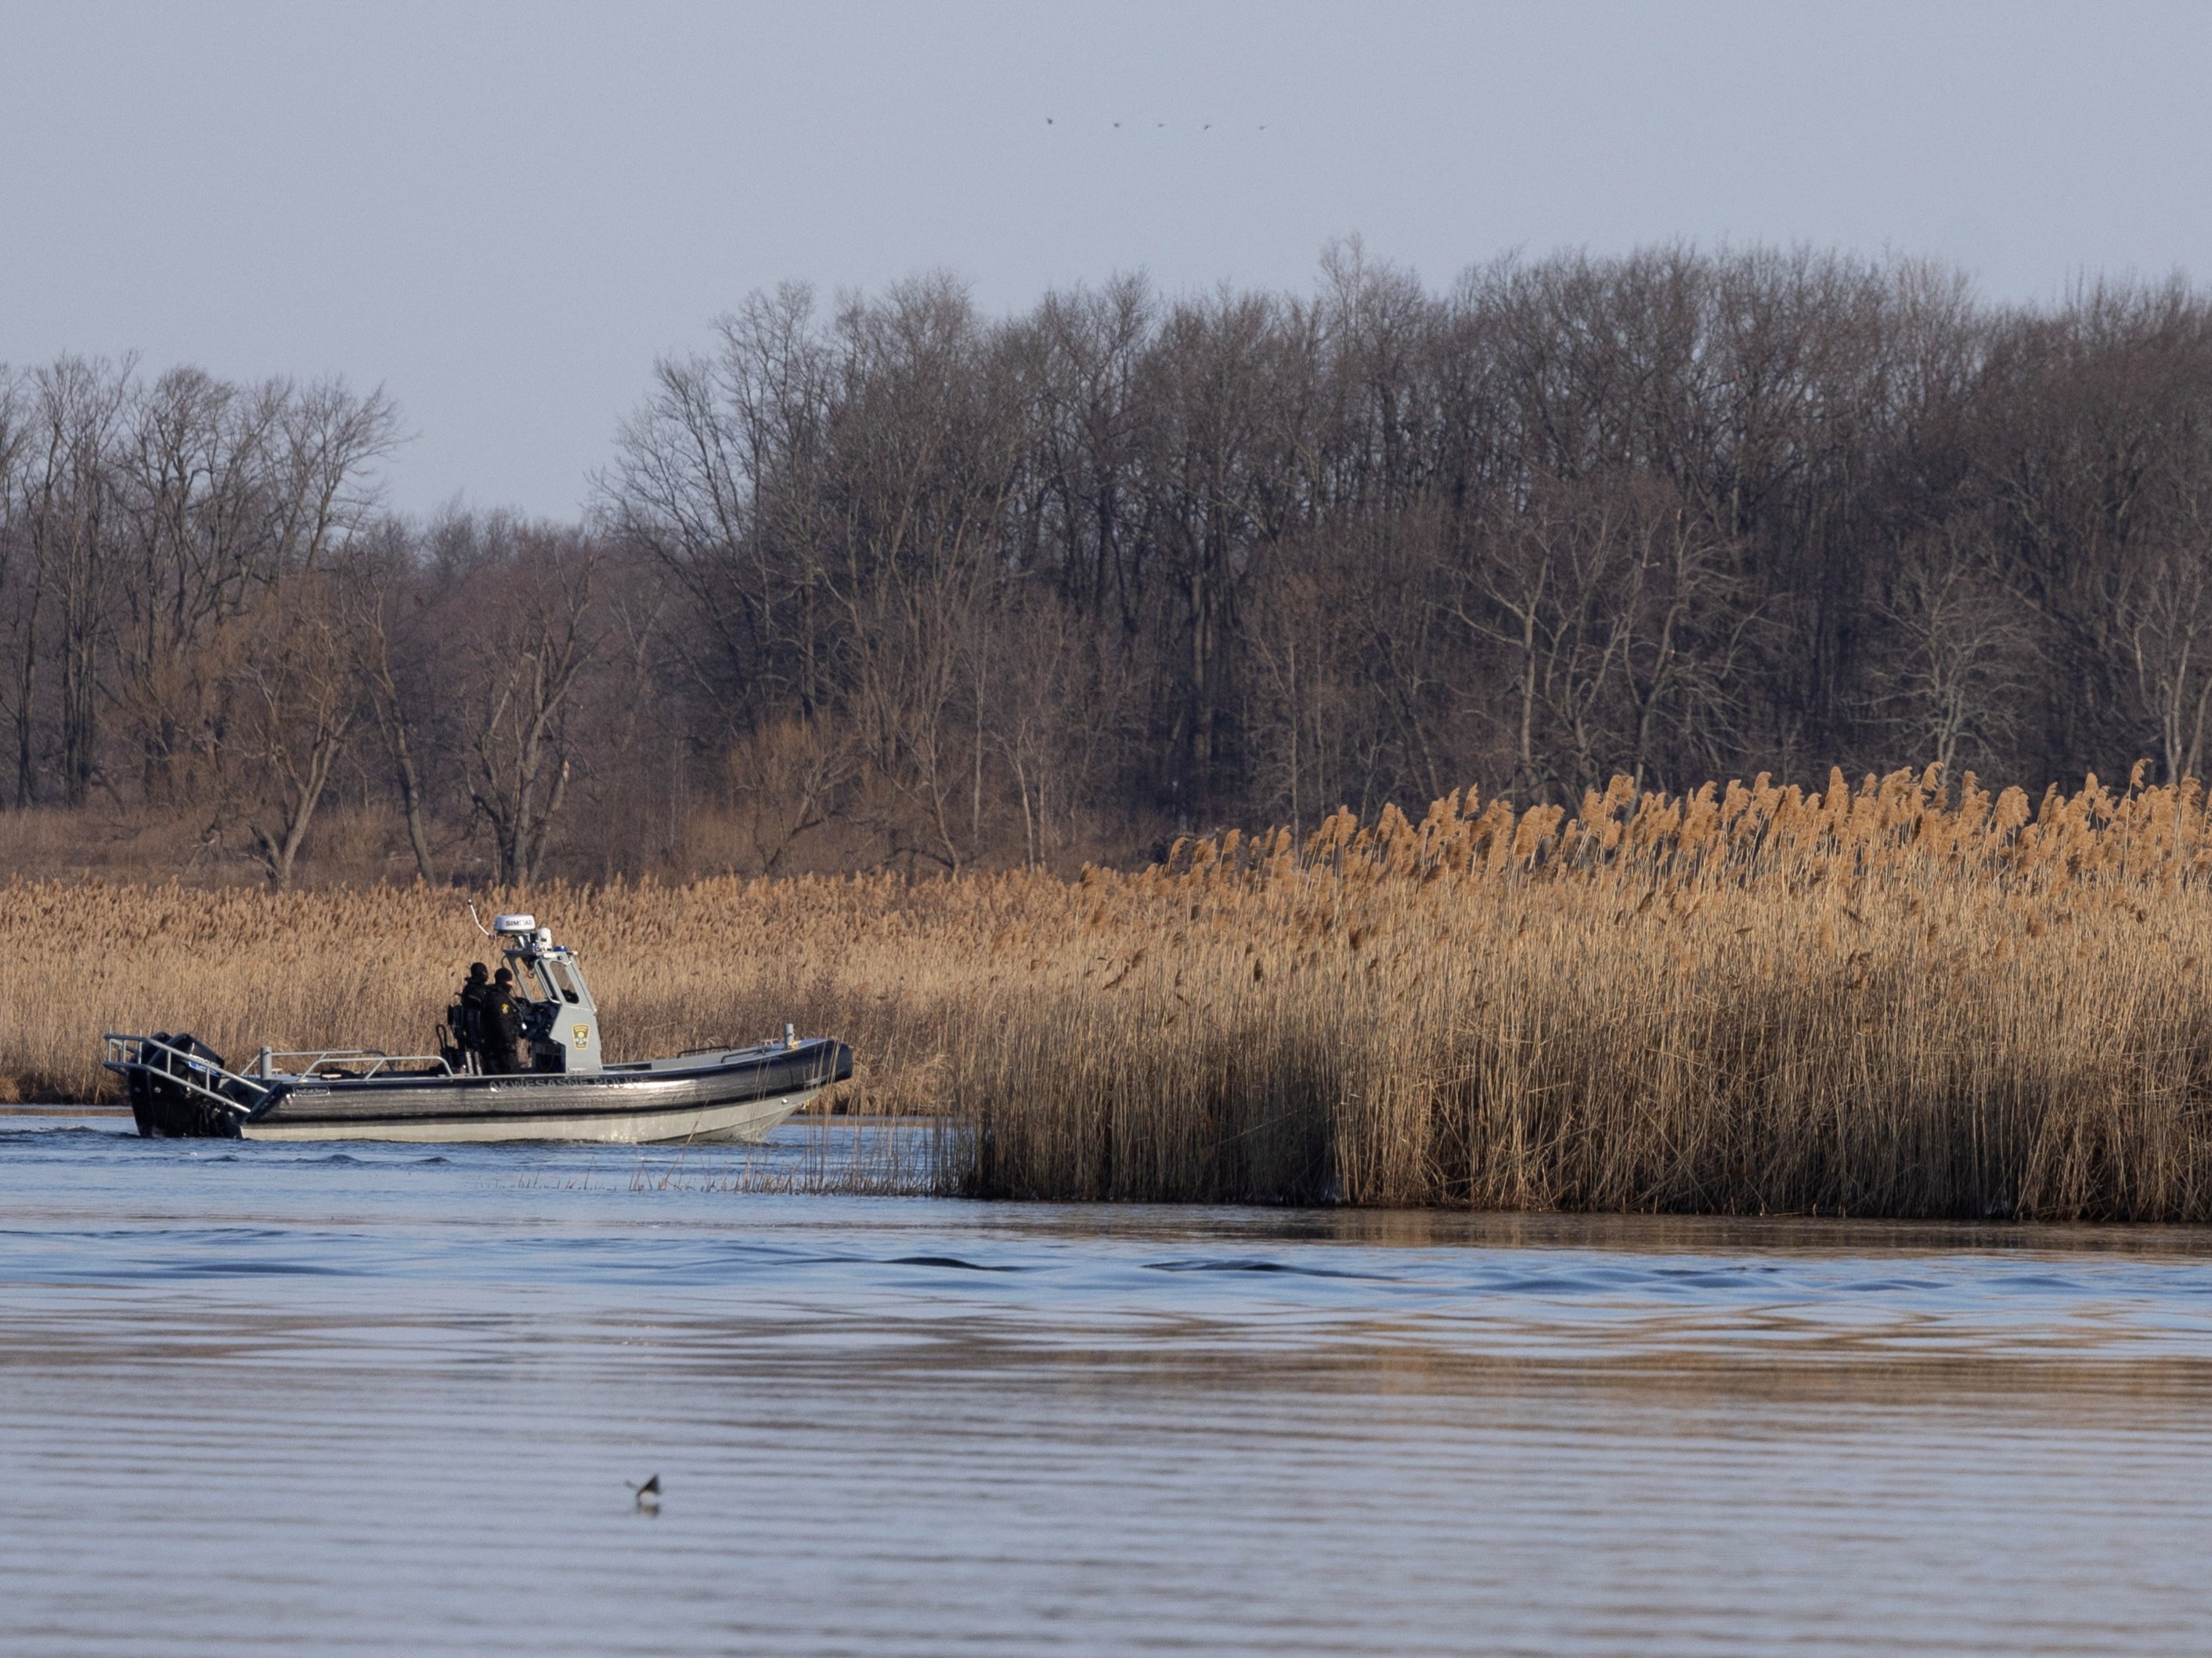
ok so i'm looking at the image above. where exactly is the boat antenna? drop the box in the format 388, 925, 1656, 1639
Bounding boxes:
467, 901, 493, 939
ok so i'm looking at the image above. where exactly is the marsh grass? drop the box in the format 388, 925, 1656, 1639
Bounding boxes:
16, 764, 2212, 1218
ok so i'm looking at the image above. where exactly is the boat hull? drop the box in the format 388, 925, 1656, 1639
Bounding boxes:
124, 1040, 853, 1146
238, 1085, 821, 1144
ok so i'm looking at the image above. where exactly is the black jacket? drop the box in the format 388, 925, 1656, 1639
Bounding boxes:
453, 979, 491, 1045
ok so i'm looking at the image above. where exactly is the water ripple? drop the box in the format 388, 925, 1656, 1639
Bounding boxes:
3, 1115, 2211, 1655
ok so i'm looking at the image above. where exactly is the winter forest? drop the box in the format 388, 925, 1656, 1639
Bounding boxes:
7, 242, 2212, 887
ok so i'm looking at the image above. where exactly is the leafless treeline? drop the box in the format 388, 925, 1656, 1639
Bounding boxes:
9, 243, 2212, 885
0, 358, 626, 886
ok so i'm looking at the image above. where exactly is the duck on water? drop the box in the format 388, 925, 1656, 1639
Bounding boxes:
103, 912, 853, 1144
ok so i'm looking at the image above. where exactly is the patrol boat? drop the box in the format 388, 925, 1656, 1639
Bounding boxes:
103, 913, 853, 1144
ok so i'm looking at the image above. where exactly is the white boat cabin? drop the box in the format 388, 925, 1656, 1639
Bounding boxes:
492, 913, 603, 1074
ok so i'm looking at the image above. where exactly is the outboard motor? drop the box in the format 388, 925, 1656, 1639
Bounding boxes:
128, 1033, 243, 1138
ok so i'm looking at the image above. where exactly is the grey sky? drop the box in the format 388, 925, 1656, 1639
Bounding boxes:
3, 1, 2206, 517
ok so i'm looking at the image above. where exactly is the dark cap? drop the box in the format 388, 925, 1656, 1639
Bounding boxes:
494, 968, 513, 984
469, 962, 489, 980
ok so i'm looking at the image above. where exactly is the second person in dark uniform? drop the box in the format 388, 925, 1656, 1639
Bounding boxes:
482, 968, 526, 1074
455, 962, 493, 1071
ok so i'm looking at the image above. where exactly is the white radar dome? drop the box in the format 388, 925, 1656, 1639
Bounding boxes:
493, 914, 536, 934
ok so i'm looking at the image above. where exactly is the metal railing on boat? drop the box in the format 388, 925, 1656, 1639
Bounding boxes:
101, 1033, 276, 1119
103, 1035, 456, 1120
257, 1048, 455, 1080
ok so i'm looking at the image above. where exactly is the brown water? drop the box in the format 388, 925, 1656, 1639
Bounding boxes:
4, 1117, 2210, 1655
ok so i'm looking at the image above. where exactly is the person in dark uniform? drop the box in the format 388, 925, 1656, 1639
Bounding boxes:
482, 967, 525, 1075
454, 962, 492, 1072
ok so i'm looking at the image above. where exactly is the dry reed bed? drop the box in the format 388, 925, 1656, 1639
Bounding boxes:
9, 765, 2212, 1219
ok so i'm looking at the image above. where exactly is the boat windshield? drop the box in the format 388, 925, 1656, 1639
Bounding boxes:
544, 958, 582, 1004
509, 958, 554, 1004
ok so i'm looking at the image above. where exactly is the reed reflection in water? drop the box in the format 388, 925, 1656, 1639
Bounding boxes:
2, 1118, 2208, 1656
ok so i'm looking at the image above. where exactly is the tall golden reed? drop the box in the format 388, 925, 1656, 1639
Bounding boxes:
9, 764, 2212, 1219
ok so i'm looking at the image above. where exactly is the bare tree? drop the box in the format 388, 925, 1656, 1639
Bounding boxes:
460, 532, 604, 886
1863, 524, 2036, 779
114, 368, 280, 801
223, 571, 361, 890
19, 358, 131, 806
2121, 523, 2212, 786
0, 369, 34, 806
348, 523, 446, 883
724, 715, 853, 872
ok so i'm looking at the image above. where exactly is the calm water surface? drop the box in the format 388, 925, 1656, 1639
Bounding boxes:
4, 1116, 2210, 1656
